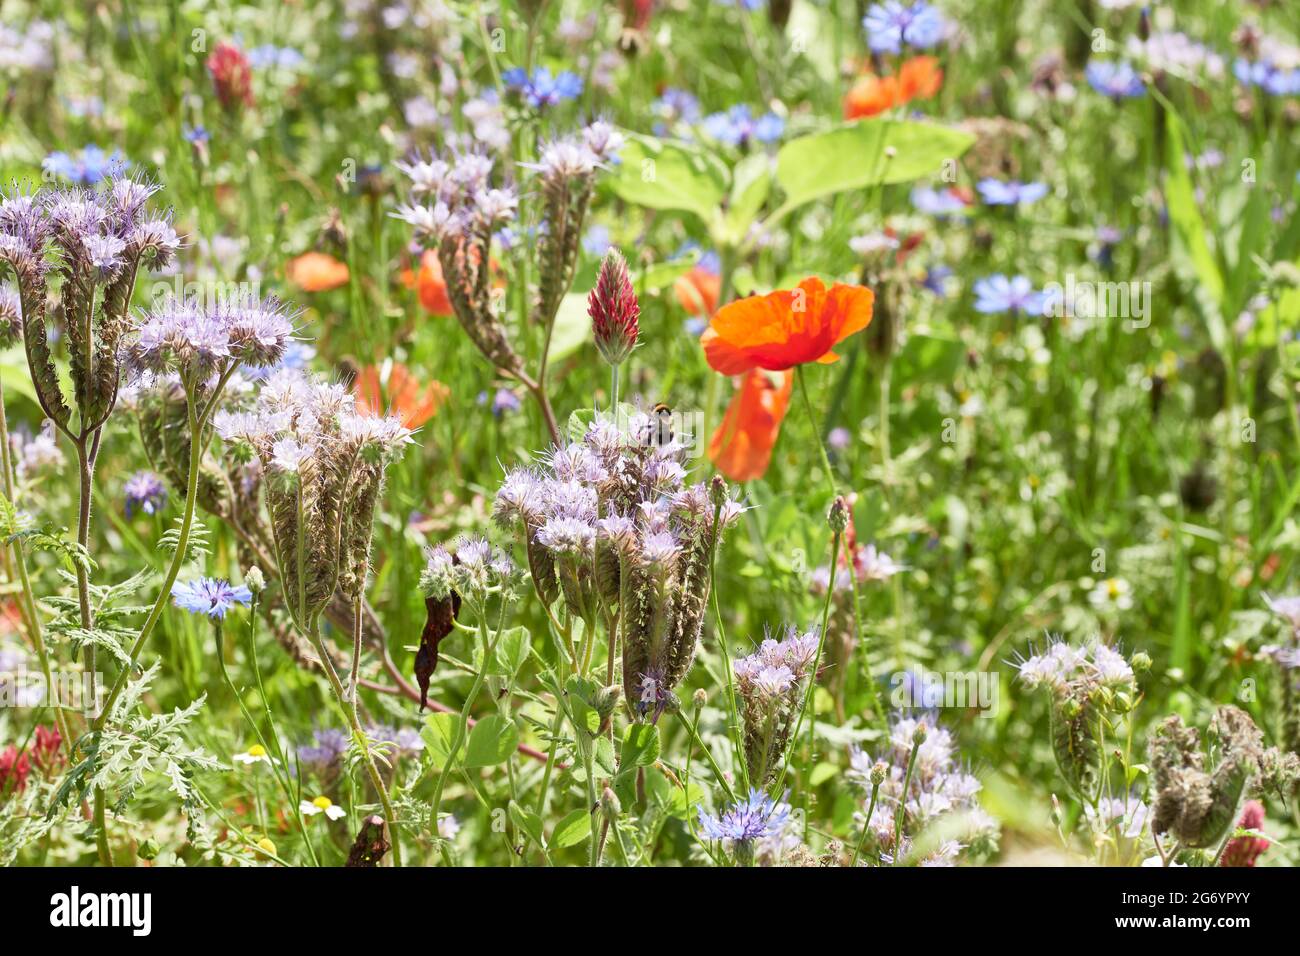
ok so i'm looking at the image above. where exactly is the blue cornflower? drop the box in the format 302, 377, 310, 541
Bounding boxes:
698, 789, 792, 843
41, 145, 129, 185
124, 471, 167, 518
582, 224, 612, 257
973, 274, 1049, 315
1086, 60, 1146, 99
862, 1, 945, 55
171, 577, 253, 620
183, 125, 210, 145
702, 105, 784, 147
247, 45, 306, 70
502, 66, 583, 109
1235, 59, 1300, 95
910, 185, 969, 217
977, 178, 1049, 206
920, 264, 953, 297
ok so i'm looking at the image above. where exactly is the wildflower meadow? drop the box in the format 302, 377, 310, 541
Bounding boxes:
2, 0, 1300, 903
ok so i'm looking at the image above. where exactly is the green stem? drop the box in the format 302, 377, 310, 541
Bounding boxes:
796, 366, 837, 501
850, 780, 882, 867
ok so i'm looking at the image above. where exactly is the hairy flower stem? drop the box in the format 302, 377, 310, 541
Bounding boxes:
893, 736, 922, 866
0, 379, 73, 753
707, 500, 749, 792
307, 619, 402, 865
91, 366, 235, 862
74, 437, 97, 721
796, 365, 837, 501
677, 710, 735, 803
347, 598, 363, 703
850, 779, 882, 867
610, 363, 620, 415
771, 529, 840, 802
429, 602, 502, 857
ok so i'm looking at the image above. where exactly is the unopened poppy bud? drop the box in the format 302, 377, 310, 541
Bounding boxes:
692, 688, 708, 709
601, 786, 621, 821
828, 495, 850, 534
870, 761, 888, 786
594, 684, 622, 720
137, 838, 161, 861
911, 720, 928, 746
589, 247, 639, 367
709, 474, 728, 508
244, 566, 265, 594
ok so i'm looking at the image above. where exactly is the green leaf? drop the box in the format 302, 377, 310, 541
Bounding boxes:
508, 800, 546, 848
551, 808, 592, 848
892, 331, 965, 387
619, 724, 661, 768
547, 293, 591, 363
774, 119, 975, 211
421, 712, 459, 770
1163, 111, 1226, 343
607, 134, 729, 222
720, 153, 773, 244
489, 626, 532, 678
464, 713, 519, 767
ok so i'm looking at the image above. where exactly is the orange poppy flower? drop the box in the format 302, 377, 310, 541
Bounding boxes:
286, 251, 350, 292
401, 250, 454, 316
843, 56, 943, 120
674, 265, 721, 317
353, 362, 448, 430
701, 277, 874, 374
709, 369, 793, 482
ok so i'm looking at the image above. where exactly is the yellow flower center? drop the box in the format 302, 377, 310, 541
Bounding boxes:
1107, 580, 1120, 599
256, 837, 276, 856
312, 796, 333, 810
247, 744, 266, 758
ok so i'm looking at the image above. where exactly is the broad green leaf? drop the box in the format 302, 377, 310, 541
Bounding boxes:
720, 153, 773, 244
464, 713, 519, 767
892, 331, 965, 387
619, 724, 660, 768
548, 293, 591, 362
664, 781, 705, 820
421, 712, 459, 771
774, 119, 975, 211
551, 808, 592, 848
508, 800, 545, 848
638, 258, 695, 293
489, 626, 532, 678
607, 134, 729, 222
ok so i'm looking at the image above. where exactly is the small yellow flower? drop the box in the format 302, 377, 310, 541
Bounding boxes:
300, 795, 346, 821
256, 837, 277, 857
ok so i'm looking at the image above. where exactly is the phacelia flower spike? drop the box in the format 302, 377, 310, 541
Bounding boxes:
588, 247, 639, 367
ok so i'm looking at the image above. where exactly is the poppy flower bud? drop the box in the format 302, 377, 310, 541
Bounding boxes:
828, 495, 850, 534
601, 786, 621, 821
244, 566, 265, 594
870, 761, 888, 786
588, 247, 639, 367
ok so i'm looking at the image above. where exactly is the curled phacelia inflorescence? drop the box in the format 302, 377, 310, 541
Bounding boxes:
1017, 637, 1140, 800
492, 414, 744, 720
214, 370, 412, 626
848, 714, 1000, 866
0, 177, 179, 432
732, 624, 820, 784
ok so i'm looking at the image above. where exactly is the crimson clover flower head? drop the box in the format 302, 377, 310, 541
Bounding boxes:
698, 789, 792, 843
588, 246, 639, 367
171, 576, 253, 619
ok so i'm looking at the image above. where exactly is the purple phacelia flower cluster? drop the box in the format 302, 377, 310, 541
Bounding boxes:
492, 418, 745, 719
733, 625, 820, 783
124, 470, 168, 517
849, 715, 998, 865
